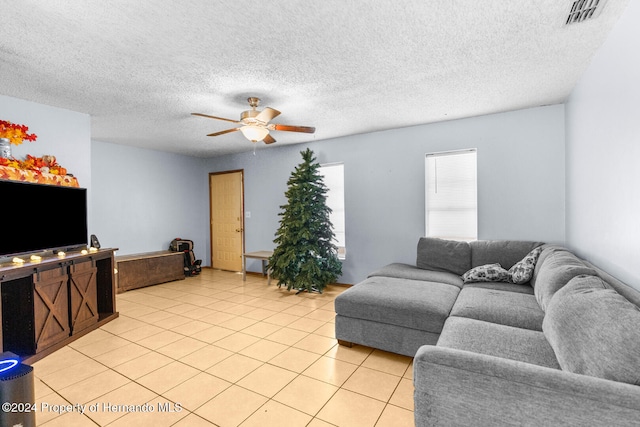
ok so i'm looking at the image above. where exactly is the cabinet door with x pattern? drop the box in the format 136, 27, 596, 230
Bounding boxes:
33, 267, 70, 352
69, 260, 99, 335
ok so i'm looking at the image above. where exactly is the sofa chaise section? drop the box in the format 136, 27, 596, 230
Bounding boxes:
335, 275, 460, 356
335, 238, 542, 356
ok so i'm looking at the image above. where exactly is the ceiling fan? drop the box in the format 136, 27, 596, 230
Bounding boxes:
192, 97, 315, 144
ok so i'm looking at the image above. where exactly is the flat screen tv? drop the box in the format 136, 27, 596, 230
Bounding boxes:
0, 180, 88, 258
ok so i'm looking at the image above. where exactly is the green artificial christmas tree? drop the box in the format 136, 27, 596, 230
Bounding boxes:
268, 148, 342, 293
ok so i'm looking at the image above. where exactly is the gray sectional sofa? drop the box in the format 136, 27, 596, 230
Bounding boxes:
334, 238, 640, 426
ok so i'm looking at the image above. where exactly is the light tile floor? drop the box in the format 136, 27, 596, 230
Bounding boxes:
32, 269, 415, 426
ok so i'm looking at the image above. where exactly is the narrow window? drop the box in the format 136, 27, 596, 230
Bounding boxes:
425, 149, 477, 241
319, 163, 346, 259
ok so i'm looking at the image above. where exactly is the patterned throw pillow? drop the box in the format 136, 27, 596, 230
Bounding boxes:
462, 263, 510, 284
508, 246, 543, 284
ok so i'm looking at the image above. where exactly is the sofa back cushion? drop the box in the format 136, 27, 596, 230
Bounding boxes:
469, 240, 543, 270
543, 275, 640, 385
417, 237, 471, 276
583, 260, 640, 308
532, 249, 596, 311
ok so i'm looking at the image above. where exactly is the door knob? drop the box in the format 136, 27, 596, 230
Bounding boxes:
235, 228, 244, 232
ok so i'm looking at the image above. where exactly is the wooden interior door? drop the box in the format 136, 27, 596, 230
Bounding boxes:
210, 170, 244, 271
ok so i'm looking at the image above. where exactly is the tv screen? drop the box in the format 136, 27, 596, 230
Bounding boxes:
0, 180, 88, 258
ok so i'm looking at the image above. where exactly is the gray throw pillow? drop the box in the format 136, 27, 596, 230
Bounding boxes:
462, 263, 510, 284
508, 246, 543, 285
416, 237, 471, 276
543, 275, 640, 386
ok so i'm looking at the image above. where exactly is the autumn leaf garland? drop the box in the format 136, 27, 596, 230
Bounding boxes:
0, 154, 68, 176
0, 120, 70, 176
0, 120, 38, 145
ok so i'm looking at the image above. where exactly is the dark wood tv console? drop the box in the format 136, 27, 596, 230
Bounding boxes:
0, 248, 119, 364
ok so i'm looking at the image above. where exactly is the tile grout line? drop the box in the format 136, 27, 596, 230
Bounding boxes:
34, 273, 413, 426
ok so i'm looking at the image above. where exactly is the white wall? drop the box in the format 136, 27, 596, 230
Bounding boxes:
0, 95, 566, 286
0, 95, 91, 186
91, 140, 208, 257
0, 93, 92, 223
0, 94, 209, 260
205, 105, 566, 284
566, 1, 640, 290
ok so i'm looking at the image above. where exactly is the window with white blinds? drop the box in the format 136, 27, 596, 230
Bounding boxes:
319, 163, 346, 259
425, 149, 477, 241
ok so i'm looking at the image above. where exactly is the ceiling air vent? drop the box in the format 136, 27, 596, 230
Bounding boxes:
566, 0, 607, 25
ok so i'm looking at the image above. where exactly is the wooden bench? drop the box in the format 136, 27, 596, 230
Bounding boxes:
116, 250, 184, 292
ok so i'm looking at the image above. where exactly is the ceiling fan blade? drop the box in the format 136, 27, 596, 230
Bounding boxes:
192, 113, 241, 124
269, 124, 316, 133
207, 128, 240, 137
263, 134, 276, 144
255, 107, 281, 123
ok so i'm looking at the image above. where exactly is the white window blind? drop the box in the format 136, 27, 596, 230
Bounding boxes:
425, 149, 477, 241
319, 163, 346, 259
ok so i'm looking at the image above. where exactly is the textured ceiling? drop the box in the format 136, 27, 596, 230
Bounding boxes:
0, 0, 630, 157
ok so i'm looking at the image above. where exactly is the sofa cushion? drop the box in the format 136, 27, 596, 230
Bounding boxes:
532, 249, 596, 311
469, 240, 543, 270
450, 287, 545, 331
462, 264, 509, 284
529, 245, 570, 287
334, 276, 460, 333
508, 246, 543, 284
368, 263, 464, 288
335, 316, 438, 357
462, 281, 534, 294
416, 237, 471, 275
438, 317, 560, 369
584, 260, 640, 308
543, 275, 640, 386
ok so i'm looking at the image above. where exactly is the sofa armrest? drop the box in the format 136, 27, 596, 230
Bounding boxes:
414, 346, 640, 427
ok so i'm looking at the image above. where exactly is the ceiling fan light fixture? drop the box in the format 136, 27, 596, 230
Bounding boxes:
240, 125, 269, 142
193, 97, 314, 145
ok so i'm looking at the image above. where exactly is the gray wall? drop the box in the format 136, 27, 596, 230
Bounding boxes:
0, 91, 209, 260
91, 140, 208, 256
566, 1, 640, 290
6, 8, 639, 292
0, 95, 91, 189
0, 94, 93, 225
205, 105, 566, 284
